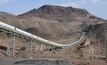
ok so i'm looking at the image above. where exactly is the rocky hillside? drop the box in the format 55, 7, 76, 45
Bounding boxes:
0, 5, 107, 61
0, 5, 106, 43
19, 5, 103, 22
0, 5, 106, 41
18, 5, 106, 41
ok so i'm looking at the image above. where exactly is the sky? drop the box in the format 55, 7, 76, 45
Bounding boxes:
0, 0, 107, 19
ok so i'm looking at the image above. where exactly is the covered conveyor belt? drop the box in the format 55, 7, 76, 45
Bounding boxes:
0, 21, 86, 48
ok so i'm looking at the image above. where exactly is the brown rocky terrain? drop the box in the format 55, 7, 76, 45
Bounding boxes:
0, 5, 107, 65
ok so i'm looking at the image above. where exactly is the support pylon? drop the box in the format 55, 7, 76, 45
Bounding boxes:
6, 44, 11, 57
25, 39, 28, 52
104, 24, 107, 62
6, 33, 11, 57
26, 39, 33, 52
12, 33, 16, 57
6, 33, 16, 58
30, 39, 33, 52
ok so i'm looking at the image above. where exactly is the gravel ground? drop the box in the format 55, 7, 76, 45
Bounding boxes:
0, 58, 72, 65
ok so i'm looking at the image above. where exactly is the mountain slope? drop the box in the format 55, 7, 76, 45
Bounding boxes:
0, 5, 106, 41
19, 5, 105, 23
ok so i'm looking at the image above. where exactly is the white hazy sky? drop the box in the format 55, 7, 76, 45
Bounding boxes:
0, 0, 107, 19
